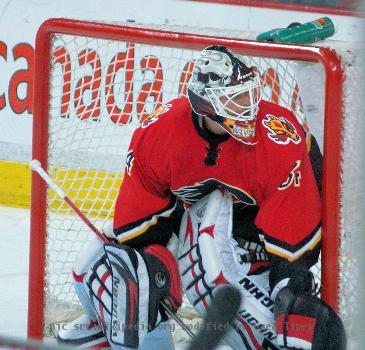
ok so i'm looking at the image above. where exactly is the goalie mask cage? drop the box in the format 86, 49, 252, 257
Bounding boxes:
28, 18, 364, 347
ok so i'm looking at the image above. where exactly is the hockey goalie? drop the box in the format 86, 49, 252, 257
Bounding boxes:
57, 46, 346, 349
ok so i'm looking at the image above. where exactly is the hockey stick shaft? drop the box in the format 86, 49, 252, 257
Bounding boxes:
160, 299, 196, 340
30, 159, 196, 340
30, 159, 108, 243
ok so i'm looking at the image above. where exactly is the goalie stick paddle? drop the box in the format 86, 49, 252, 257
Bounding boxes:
187, 285, 241, 350
29, 159, 196, 341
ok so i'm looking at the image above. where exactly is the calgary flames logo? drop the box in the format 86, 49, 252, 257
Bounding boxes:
262, 114, 301, 145
140, 103, 172, 128
172, 179, 256, 205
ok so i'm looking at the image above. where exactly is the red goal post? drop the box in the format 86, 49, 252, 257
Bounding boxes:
28, 18, 343, 339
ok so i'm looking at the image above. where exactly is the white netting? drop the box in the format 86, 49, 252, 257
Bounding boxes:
34, 22, 364, 347
337, 47, 365, 349
293, 43, 365, 349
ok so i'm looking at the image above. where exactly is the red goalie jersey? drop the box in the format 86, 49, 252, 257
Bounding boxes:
113, 97, 321, 262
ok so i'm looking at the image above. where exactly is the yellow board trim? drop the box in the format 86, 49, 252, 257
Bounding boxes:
47, 166, 123, 219
0, 160, 31, 208
0, 160, 123, 219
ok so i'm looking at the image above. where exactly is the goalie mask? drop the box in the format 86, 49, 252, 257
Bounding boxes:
187, 46, 262, 145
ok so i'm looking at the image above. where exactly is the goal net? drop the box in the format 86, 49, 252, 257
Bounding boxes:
28, 18, 364, 348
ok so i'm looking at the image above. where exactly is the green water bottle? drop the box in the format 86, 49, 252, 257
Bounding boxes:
256, 17, 335, 44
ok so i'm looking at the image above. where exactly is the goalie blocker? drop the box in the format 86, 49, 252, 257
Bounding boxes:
58, 242, 182, 350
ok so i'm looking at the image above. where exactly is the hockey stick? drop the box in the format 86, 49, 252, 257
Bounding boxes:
30, 159, 108, 243
30, 159, 196, 341
188, 285, 241, 350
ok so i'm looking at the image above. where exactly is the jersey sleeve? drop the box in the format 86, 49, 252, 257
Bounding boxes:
113, 113, 176, 247
255, 106, 322, 263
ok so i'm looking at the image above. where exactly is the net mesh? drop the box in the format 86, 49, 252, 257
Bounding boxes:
337, 47, 365, 348
35, 22, 364, 347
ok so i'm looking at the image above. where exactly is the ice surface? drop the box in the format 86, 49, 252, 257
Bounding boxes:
0, 206, 30, 340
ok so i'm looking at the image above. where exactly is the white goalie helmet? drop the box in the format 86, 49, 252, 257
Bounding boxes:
187, 46, 263, 144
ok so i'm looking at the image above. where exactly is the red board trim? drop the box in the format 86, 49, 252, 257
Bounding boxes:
186, 0, 360, 17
